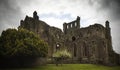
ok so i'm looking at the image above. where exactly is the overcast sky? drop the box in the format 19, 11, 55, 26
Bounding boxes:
0, 0, 120, 54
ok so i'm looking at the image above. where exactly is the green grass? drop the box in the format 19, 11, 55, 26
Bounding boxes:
9, 64, 120, 70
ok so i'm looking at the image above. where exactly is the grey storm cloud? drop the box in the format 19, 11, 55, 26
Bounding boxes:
0, 0, 23, 33
102, 0, 120, 20
90, 0, 120, 20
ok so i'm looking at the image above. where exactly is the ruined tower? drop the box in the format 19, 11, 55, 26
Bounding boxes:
105, 21, 119, 65
63, 16, 80, 34
33, 11, 39, 20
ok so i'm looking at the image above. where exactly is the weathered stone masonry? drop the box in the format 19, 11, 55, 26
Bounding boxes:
19, 11, 120, 65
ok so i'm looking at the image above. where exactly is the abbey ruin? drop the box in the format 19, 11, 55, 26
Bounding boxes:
19, 11, 120, 65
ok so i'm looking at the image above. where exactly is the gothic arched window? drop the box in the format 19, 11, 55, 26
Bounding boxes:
74, 44, 77, 57
72, 36, 76, 41
83, 42, 87, 56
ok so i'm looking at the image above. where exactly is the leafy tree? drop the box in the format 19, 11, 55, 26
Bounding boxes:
0, 28, 48, 57
53, 49, 71, 66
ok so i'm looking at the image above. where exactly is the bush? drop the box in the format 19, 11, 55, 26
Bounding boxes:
53, 49, 71, 58
0, 28, 48, 67
0, 28, 48, 57
53, 49, 71, 66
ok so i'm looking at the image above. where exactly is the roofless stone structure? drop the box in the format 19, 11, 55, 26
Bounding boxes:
19, 11, 120, 65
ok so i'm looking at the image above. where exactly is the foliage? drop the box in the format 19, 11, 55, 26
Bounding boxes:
52, 49, 71, 66
0, 28, 48, 57
53, 49, 71, 58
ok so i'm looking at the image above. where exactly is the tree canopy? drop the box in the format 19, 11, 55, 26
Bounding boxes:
0, 28, 48, 57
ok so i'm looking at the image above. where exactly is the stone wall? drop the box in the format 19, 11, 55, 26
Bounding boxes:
19, 11, 120, 65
